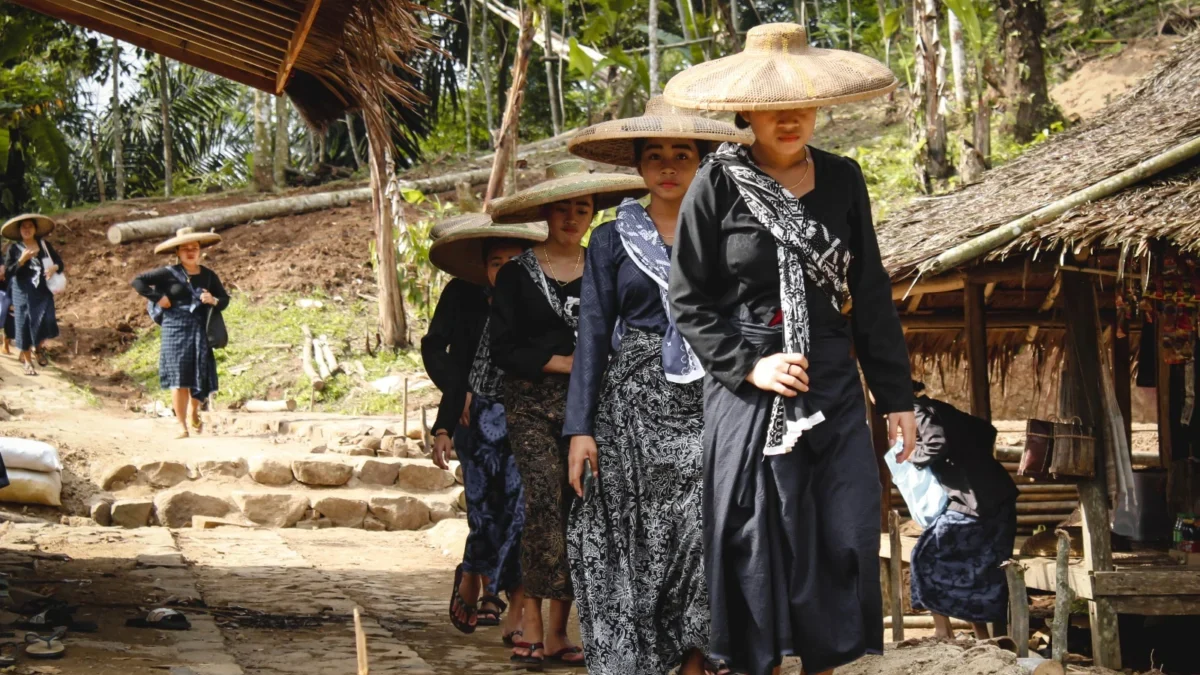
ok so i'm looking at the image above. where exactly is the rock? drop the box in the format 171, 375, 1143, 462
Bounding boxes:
357, 459, 400, 486
232, 492, 310, 528
111, 499, 154, 528
338, 446, 376, 457
368, 496, 431, 531
295, 518, 334, 530
406, 427, 423, 441
247, 456, 294, 486
193, 459, 247, 480
428, 501, 458, 523
61, 516, 95, 527
312, 496, 368, 528
457, 489, 468, 511
454, 464, 463, 485
139, 461, 190, 488
395, 465, 456, 491
357, 436, 383, 451
88, 494, 114, 526
292, 459, 353, 487
154, 491, 232, 528
309, 444, 327, 454
101, 463, 138, 490
379, 436, 401, 457
362, 514, 388, 531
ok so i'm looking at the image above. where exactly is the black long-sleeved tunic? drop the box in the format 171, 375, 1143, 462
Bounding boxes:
131, 265, 231, 312
4, 239, 64, 284
489, 260, 581, 382
421, 278, 490, 435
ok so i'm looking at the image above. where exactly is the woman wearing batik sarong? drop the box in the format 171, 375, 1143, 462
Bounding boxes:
561, 97, 752, 675
487, 159, 646, 670
2, 214, 64, 376
423, 214, 546, 641
665, 23, 917, 675
131, 227, 228, 438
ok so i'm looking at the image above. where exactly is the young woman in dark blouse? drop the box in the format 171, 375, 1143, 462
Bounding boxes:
561, 98, 753, 675
1, 215, 64, 375
664, 23, 916, 675
131, 228, 229, 438
487, 159, 645, 669
423, 214, 546, 641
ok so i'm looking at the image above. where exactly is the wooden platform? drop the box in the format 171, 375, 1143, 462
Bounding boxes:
879, 534, 1200, 615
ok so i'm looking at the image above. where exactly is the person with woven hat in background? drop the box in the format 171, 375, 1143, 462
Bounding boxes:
422, 214, 546, 642
562, 96, 752, 675
2, 215, 64, 376
130, 227, 229, 439
486, 159, 645, 669
664, 23, 917, 675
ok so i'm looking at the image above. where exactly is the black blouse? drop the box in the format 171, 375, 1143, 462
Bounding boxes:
564, 221, 671, 436
668, 147, 912, 414
421, 278, 489, 435
4, 239, 65, 284
489, 259, 582, 382
131, 265, 231, 312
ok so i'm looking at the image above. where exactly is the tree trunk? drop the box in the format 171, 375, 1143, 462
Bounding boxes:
485, 7, 535, 206
345, 114, 362, 170
466, 0, 476, 155
88, 120, 106, 203
558, 7, 567, 117
1079, 0, 1093, 28
111, 39, 125, 201
729, 0, 741, 47
253, 90, 273, 191
678, 0, 696, 41
649, 0, 660, 94
367, 137, 407, 348
997, 0, 1056, 143
481, 9, 496, 144
274, 96, 290, 188
158, 54, 173, 197
543, 3, 561, 136
846, 0, 853, 49
913, 0, 950, 186
948, 7, 969, 112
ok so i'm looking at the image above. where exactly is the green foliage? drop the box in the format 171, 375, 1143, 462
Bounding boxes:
395, 190, 454, 323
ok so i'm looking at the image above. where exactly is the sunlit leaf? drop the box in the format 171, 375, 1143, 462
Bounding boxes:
568, 38, 595, 79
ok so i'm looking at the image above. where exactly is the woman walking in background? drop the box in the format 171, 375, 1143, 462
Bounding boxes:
2, 215, 63, 376
665, 23, 916, 675
562, 97, 753, 675
423, 214, 546, 642
487, 159, 645, 670
131, 227, 228, 438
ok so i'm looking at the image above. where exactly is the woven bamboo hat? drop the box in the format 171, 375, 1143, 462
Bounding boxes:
663, 23, 898, 111
429, 214, 548, 286
1, 214, 55, 241
154, 227, 222, 255
487, 159, 648, 224
568, 96, 755, 167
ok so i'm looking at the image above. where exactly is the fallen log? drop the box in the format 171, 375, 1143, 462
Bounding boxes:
318, 334, 342, 375
312, 336, 333, 380
241, 399, 297, 413
301, 326, 325, 391
883, 615, 972, 629
107, 167, 502, 245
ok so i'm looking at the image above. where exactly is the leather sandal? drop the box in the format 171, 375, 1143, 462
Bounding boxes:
509, 640, 544, 671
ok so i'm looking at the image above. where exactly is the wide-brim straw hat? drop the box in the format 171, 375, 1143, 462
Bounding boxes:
487, 159, 648, 224
1, 214, 55, 241
568, 96, 755, 167
154, 227, 223, 255
663, 23, 899, 111
429, 214, 548, 286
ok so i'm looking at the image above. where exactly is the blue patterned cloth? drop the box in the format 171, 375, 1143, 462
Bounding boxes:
910, 500, 1017, 623
158, 305, 218, 400
454, 394, 524, 595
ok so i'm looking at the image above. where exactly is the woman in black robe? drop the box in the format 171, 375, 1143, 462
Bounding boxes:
1, 215, 63, 375
664, 23, 916, 675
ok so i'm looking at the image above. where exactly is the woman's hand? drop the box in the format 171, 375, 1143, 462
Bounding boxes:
431, 431, 453, 470
459, 392, 473, 427
18, 248, 36, 265
544, 354, 574, 374
890, 410, 918, 462
746, 353, 810, 396
44, 264, 58, 278
157, 297, 172, 309
568, 435, 600, 498
199, 291, 217, 306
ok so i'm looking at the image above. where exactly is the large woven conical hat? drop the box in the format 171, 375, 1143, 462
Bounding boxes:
154, 227, 222, 254
1, 214, 55, 241
428, 213, 548, 286
664, 23, 898, 111
568, 96, 754, 167
487, 159, 648, 224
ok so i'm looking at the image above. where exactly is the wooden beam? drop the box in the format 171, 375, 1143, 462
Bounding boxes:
95, 0, 287, 62
964, 282, 992, 421
1106, 596, 1200, 616
902, 312, 1067, 330
905, 293, 923, 314
983, 282, 997, 304
892, 274, 963, 300
1091, 570, 1200, 596
12, 0, 278, 89
1026, 274, 1064, 343
193, 0, 301, 27
132, 0, 293, 52
277, 0, 324, 93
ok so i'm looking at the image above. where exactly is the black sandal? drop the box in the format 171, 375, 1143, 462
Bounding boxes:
35, 350, 47, 367
502, 629, 523, 648
126, 608, 192, 630
476, 594, 506, 627
545, 645, 585, 665
448, 564, 477, 635
15, 605, 97, 633
510, 640, 544, 671
24, 627, 66, 659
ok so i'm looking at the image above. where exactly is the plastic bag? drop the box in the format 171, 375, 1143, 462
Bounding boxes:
0, 437, 63, 472
884, 439, 948, 528
0, 469, 62, 506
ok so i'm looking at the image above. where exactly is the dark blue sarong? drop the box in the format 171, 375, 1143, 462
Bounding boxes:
10, 272, 58, 351
158, 306, 218, 400
910, 500, 1017, 623
454, 394, 524, 595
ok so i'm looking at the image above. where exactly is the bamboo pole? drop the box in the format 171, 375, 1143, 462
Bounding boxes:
1004, 560, 1030, 658
354, 607, 369, 675
312, 336, 333, 380
888, 510, 904, 642
1052, 529, 1073, 665
300, 325, 324, 391
402, 377, 409, 438
922, 134, 1200, 276
242, 399, 297, 412
883, 615, 972, 629
484, 6, 535, 206
318, 334, 341, 374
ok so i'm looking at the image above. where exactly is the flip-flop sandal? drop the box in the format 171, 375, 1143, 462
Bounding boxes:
448, 564, 477, 635
509, 640, 544, 671
36, 351, 47, 367
21, 361, 36, 376
502, 629, 523, 648
476, 594, 507, 627
24, 627, 66, 659
545, 645, 585, 665
15, 607, 97, 633
125, 608, 191, 631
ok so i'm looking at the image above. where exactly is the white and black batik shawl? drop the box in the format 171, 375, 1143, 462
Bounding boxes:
711, 142, 852, 456
467, 317, 505, 399
514, 248, 580, 331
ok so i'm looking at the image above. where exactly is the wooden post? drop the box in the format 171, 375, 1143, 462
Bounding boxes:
1052, 529, 1074, 665
964, 281, 992, 421
401, 377, 409, 438
353, 607, 369, 675
888, 509, 904, 642
1004, 560, 1030, 658
484, 7, 535, 205
1113, 329, 1132, 448
1060, 270, 1122, 669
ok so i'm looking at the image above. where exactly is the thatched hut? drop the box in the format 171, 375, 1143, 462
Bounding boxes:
873, 32, 1200, 669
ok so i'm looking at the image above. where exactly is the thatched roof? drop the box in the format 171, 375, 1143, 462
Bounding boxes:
878, 31, 1200, 280
10, 0, 430, 128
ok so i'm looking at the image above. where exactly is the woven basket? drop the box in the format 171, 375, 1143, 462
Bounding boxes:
1050, 417, 1096, 479
568, 96, 753, 167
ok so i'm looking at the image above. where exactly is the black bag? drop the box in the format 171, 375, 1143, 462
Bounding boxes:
206, 306, 228, 350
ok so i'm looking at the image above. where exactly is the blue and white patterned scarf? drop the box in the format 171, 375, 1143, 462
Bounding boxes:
613, 199, 704, 384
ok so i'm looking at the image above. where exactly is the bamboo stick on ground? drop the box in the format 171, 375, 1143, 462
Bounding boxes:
241, 399, 297, 413
318, 334, 341, 374
354, 607, 369, 675
300, 326, 324, 391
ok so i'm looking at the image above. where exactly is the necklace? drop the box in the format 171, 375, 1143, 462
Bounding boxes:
782, 148, 813, 194
538, 245, 581, 287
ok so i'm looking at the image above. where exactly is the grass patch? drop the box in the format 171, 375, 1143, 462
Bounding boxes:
113, 291, 426, 414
